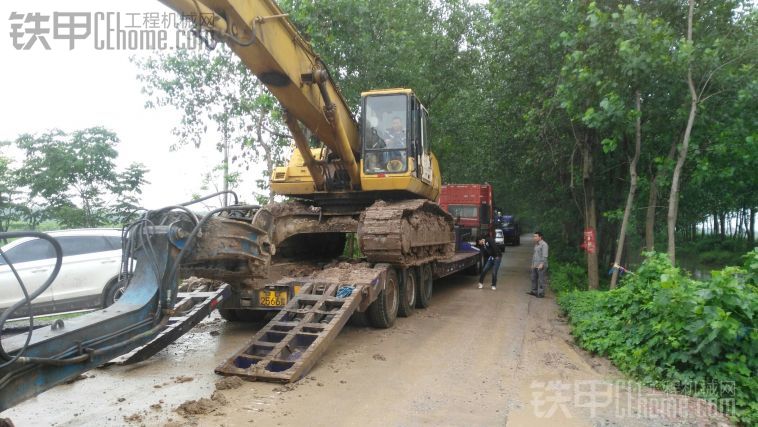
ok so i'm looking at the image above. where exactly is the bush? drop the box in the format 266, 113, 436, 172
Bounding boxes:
558, 250, 758, 425
549, 262, 588, 293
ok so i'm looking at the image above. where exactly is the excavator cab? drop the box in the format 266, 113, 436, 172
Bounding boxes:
362, 92, 409, 174
360, 89, 438, 199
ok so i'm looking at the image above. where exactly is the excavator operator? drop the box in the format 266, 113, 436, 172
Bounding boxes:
364, 109, 408, 173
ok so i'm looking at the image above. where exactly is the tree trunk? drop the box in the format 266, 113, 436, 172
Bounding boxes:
582, 135, 599, 289
222, 134, 229, 207
611, 91, 642, 289
712, 213, 718, 237
645, 136, 677, 251
749, 208, 755, 246
644, 176, 658, 251
719, 212, 726, 238
667, 0, 698, 264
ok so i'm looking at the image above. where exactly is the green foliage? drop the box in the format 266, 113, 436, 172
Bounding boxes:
341, 233, 362, 259
13, 128, 148, 228
558, 251, 758, 424
549, 262, 588, 294
0, 149, 24, 237
678, 236, 756, 269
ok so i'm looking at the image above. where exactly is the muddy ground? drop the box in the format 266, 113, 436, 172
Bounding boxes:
3, 236, 732, 426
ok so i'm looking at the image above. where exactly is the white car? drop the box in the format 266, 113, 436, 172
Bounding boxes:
495, 229, 505, 249
0, 229, 126, 318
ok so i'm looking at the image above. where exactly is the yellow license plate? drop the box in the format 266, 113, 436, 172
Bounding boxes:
259, 290, 288, 307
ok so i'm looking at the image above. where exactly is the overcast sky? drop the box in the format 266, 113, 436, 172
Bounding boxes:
1, 0, 267, 210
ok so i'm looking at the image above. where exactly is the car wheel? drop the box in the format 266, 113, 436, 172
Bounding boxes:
103, 279, 127, 307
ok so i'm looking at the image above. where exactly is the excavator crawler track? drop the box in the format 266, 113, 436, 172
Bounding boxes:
358, 199, 455, 267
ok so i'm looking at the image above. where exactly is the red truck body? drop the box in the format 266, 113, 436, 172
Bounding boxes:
439, 184, 494, 241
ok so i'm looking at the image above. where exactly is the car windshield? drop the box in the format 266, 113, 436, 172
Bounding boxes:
363, 94, 408, 173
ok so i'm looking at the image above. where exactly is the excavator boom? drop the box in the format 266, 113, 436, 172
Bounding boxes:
158, 0, 361, 190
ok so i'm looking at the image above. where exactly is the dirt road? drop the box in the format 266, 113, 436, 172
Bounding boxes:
5, 237, 730, 426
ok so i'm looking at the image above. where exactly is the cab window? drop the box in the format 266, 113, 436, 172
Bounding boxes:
363, 94, 408, 174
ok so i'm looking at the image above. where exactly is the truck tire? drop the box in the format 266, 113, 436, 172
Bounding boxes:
218, 307, 239, 321
350, 310, 370, 327
368, 268, 399, 328
416, 264, 433, 308
398, 268, 417, 317
465, 254, 482, 276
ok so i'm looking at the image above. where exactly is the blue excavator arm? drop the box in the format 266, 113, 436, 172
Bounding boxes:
0, 200, 272, 411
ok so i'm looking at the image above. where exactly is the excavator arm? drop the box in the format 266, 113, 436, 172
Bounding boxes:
158, 0, 361, 190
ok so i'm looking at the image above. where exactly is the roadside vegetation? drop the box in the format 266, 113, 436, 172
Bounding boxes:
555, 250, 757, 425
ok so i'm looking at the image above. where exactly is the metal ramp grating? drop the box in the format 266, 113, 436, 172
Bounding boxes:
215, 281, 366, 382
112, 284, 230, 365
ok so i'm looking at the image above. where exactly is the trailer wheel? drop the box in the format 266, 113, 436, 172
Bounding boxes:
465, 254, 482, 276
398, 268, 417, 317
350, 310, 370, 327
218, 308, 239, 321
368, 268, 399, 328
416, 264, 433, 308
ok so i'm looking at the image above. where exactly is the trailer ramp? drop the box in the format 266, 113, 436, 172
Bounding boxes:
216, 264, 385, 382
112, 284, 230, 365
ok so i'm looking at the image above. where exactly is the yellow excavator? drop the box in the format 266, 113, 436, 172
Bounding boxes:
166, 0, 442, 200
162, 0, 456, 315
0, 0, 479, 412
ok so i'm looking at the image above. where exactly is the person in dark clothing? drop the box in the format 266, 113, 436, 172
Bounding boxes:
477, 235, 502, 290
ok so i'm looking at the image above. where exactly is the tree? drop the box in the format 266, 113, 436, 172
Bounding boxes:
666, 0, 699, 263
15, 128, 149, 228
0, 146, 23, 240
110, 163, 150, 224
133, 46, 289, 206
